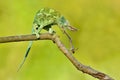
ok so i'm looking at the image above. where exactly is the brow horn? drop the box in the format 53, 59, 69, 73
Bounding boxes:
68, 26, 78, 31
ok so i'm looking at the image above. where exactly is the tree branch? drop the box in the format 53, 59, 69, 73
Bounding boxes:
0, 33, 114, 80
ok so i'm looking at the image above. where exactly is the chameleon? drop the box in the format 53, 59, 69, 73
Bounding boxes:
17, 8, 77, 71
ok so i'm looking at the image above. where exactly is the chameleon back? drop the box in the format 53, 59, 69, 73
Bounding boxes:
33, 8, 61, 29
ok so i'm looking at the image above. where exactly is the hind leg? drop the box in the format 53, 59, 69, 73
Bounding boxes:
33, 24, 44, 38
48, 28, 56, 34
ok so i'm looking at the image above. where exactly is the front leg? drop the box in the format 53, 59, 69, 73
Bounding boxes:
63, 29, 76, 53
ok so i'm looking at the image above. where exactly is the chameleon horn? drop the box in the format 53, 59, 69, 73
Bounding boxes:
68, 26, 78, 31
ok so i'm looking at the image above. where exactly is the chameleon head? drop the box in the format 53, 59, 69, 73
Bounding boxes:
58, 16, 77, 31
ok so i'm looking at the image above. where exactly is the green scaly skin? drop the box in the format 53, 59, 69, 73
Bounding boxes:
18, 8, 77, 71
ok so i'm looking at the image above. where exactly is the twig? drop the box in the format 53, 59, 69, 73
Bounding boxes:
0, 33, 114, 80
0, 33, 51, 43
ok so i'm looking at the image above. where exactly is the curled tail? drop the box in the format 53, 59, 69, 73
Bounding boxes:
17, 41, 33, 72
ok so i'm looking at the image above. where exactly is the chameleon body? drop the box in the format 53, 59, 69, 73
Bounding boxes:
18, 8, 77, 71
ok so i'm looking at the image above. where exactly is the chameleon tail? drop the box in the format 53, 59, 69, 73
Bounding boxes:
17, 41, 33, 72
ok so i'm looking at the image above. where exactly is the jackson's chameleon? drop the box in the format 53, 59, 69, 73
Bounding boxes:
18, 8, 77, 71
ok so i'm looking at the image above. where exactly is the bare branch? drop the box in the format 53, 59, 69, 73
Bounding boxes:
0, 33, 52, 43
0, 33, 114, 80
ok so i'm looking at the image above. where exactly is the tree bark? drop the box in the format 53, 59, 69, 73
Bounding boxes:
0, 33, 114, 80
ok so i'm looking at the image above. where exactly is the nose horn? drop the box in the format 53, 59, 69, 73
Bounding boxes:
68, 26, 78, 31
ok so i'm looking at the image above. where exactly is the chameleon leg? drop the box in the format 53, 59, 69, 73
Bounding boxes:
48, 28, 55, 34
63, 30, 75, 53
34, 31, 40, 38
34, 25, 44, 38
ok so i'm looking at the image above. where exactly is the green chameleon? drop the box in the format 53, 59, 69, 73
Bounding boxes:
18, 8, 77, 71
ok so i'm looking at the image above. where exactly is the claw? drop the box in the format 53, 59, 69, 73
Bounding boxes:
70, 47, 78, 53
